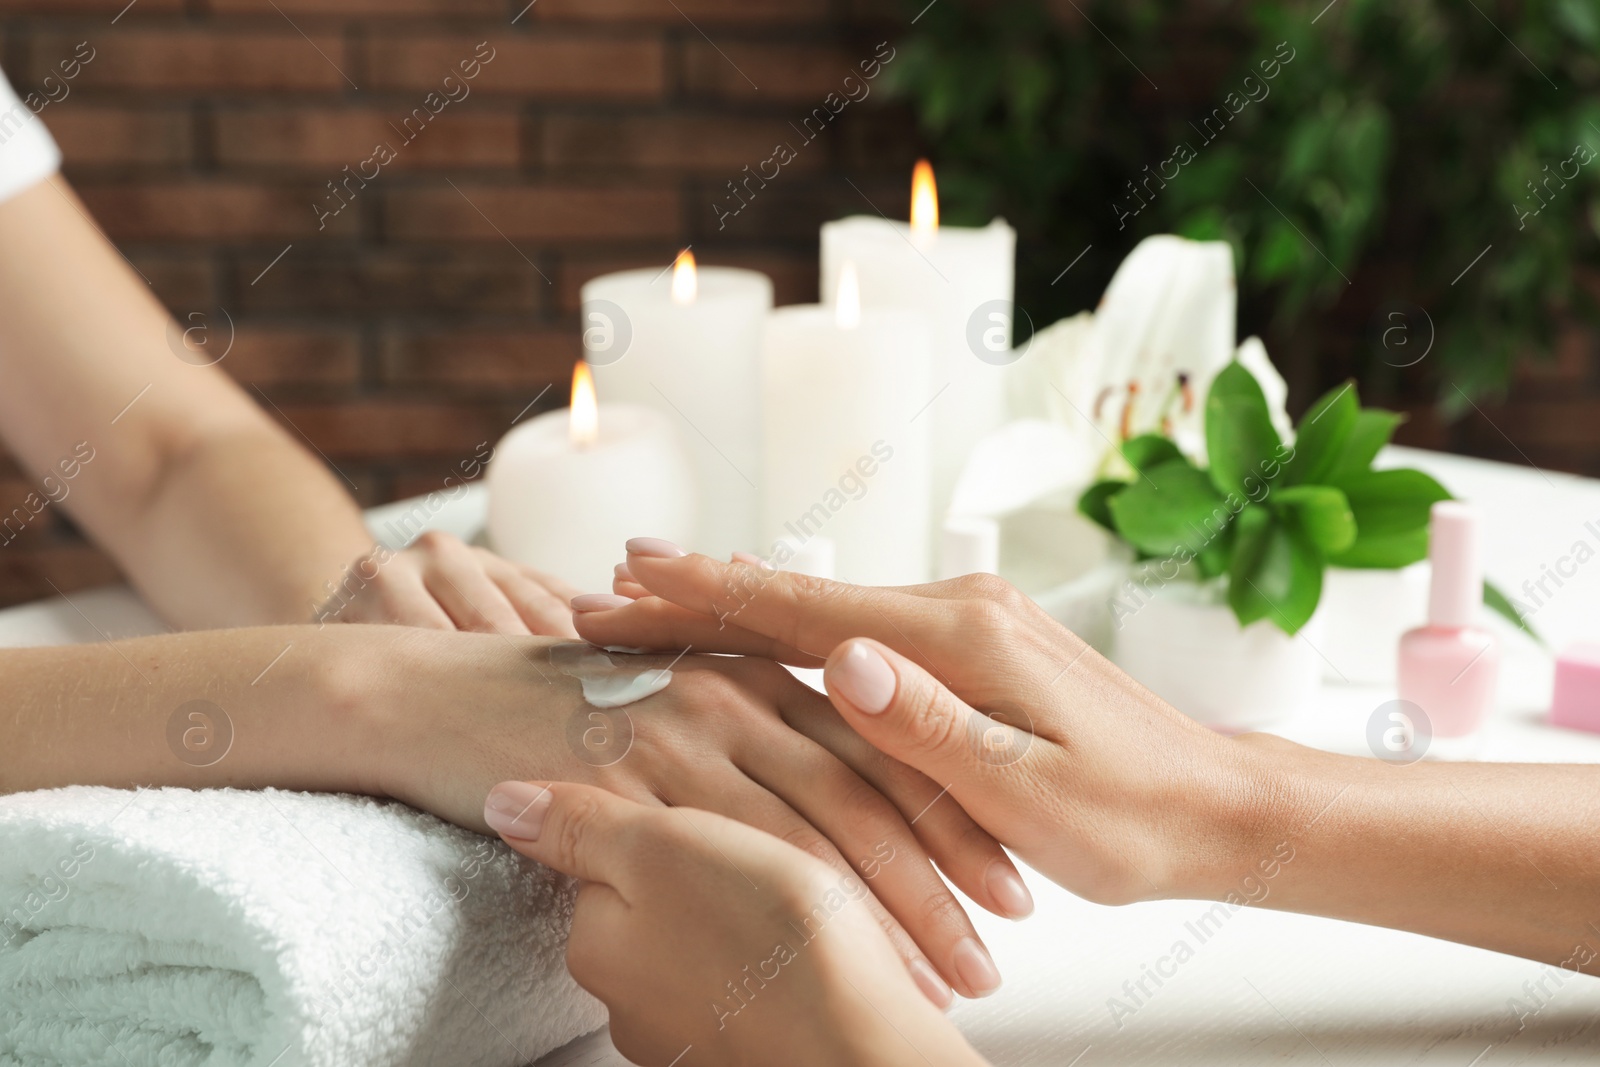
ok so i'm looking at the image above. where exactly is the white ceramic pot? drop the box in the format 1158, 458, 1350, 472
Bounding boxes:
1109, 577, 1324, 731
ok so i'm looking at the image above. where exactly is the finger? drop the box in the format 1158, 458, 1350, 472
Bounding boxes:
824, 638, 1029, 805
572, 593, 823, 665
359, 566, 458, 630
773, 677, 1032, 921
664, 767, 958, 1009
484, 780, 639, 891
736, 728, 1003, 999
486, 564, 579, 638
622, 542, 969, 671
611, 563, 650, 599
426, 550, 533, 636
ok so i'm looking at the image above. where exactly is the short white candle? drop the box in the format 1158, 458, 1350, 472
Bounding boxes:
581, 254, 773, 558
821, 162, 1016, 541
760, 266, 932, 585
487, 362, 696, 592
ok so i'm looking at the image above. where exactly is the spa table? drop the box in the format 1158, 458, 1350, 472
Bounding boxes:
3, 447, 1599, 1066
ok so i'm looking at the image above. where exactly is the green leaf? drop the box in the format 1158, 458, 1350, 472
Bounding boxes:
1273, 485, 1357, 555
1105, 459, 1230, 558
1282, 381, 1358, 486
1227, 506, 1324, 634
1484, 580, 1545, 647
1121, 434, 1182, 475
1077, 479, 1126, 533
1329, 468, 1451, 568
1205, 362, 1284, 500
1325, 409, 1406, 485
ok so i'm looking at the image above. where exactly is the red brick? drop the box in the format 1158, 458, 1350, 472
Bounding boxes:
46, 106, 191, 167
542, 114, 821, 174
364, 34, 664, 99
534, 0, 828, 24
77, 181, 361, 241
37, 30, 352, 92
206, 0, 499, 13
217, 327, 363, 388
555, 249, 812, 313
385, 184, 680, 243
239, 251, 544, 315
683, 42, 863, 102
0, 0, 179, 11
267, 400, 514, 460
380, 329, 577, 389
215, 108, 520, 170
130, 253, 219, 312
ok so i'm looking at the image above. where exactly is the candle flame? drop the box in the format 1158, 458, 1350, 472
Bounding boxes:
910, 159, 939, 242
835, 261, 861, 330
671, 249, 698, 305
570, 361, 598, 448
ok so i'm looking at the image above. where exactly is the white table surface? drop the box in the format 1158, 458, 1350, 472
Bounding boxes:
5, 447, 1600, 1066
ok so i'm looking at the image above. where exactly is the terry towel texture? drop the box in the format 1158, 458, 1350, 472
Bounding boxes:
0, 786, 606, 1067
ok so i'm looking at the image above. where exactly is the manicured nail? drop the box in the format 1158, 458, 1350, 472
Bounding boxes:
484, 781, 552, 841
986, 861, 1035, 920
909, 957, 954, 1011
614, 562, 634, 582
952, 938, 1002, 998
731, 551, 765, 567
571, 593, 632, 613
829, 641, 897, 715
626, 537, 685, 558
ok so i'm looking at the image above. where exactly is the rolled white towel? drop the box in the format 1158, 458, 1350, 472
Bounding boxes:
0, 786, 606, 1067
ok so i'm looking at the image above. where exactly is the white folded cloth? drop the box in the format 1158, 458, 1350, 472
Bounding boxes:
0, 786, 606, 1067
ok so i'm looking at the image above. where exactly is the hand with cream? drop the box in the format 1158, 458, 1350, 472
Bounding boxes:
574, 542, 1600, 972
485, 781, 990, 1067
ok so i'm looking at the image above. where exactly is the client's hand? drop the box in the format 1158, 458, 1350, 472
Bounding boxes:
366, 629, 1021, 1003
318, 530, 580, 636
485, 781, 990, 1067
571, 543, 1275, 906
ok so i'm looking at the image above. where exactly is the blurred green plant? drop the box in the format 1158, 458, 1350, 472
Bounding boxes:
888, 0, 1600, 408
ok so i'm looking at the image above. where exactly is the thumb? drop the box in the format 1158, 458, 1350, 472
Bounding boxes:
484, 780, 638, 888
825, 639, 1019, 786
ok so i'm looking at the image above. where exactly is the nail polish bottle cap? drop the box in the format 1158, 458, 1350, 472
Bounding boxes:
1427, 500, 1481, 629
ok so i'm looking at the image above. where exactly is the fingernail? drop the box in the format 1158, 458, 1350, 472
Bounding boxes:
485, 782, 552, 841
829, 641, 897, 715
952, 938, 1002, 998
614, 562, 634, 582
730, 551, 766, 567
986, 862, 1035, 920
626, 537, 685, 558
908, 958, 954, 1011
571, 593, 632, 613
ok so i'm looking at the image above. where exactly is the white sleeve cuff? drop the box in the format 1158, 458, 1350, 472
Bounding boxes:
0, 67, 63, 205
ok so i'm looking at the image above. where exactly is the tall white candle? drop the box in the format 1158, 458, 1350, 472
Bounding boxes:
487, 363, 696, 592
760, 266, 932, 585
581, 254, 773, 558
820, 162, 1016, 541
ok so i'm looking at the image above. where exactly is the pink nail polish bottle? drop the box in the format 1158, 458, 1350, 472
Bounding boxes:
1398, 501, 1500, 757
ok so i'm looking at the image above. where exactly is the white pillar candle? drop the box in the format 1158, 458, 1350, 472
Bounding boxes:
820, 162, 1016, 540
581, 254, 773, 558
487, 363, 696, 592
760, 267, 932, 585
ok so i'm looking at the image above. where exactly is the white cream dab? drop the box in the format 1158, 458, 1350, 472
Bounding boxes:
549, 643, 672, 708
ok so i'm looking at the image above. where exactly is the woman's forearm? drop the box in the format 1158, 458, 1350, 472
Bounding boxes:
0, 626, 393, 799
0, 179, 374, 630
121, 423, 374, 628
1231, 735, 1600, 969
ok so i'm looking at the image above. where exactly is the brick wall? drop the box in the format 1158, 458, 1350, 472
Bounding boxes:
0, 0, 1586, 610
0, 0, 914, 606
